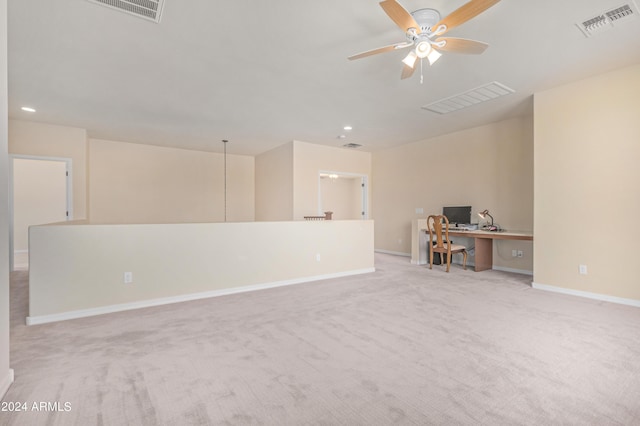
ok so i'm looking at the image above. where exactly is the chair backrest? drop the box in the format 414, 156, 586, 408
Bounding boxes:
427, 214, 451, 249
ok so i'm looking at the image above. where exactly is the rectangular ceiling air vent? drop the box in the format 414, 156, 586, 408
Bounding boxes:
577, 2, 638, 37
87, 0, 165, 23
343, 143, 362, 149
421, 81, 515, 115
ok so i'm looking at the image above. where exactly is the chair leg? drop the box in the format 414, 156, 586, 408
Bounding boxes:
446, 251, 451, 272
462, 251, 467, 270
429, 247, 433, 269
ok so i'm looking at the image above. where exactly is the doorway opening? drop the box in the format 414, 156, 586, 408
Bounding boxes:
9, 155, 73, 271
318, 171, 368, 220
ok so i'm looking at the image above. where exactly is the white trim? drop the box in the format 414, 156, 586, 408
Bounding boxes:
532, 282, 640, 308
26, 267, 376, 326
8, 157, 13, 271
0, 369, 14, 399
361, 176, 368, 220
9, 153, 71, 162
9, 155, 73, 271
13, 249, 28, 254
318, 170, 369, 219
410, 259, 531, 276
493, 266, 533, 276
376, 249, 411, 257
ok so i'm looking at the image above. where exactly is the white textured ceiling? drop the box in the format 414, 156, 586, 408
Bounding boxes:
8, 0, 640, 155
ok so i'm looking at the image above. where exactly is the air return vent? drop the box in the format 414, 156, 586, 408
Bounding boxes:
87, 0, 165, 23
577, 2, 638, 37
422, 81, 515, 114
343, 143, 362, 149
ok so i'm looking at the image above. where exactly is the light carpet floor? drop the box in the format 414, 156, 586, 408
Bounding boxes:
2, 253, 640, 425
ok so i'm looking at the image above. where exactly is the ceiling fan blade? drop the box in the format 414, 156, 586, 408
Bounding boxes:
401, 64, 416, 80
379, 0, 421, 34
348, 42, 413, 60
432, 0, 500, 35
434, 37, 489, 54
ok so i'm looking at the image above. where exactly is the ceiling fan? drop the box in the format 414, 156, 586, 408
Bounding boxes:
348, 0, 500, 80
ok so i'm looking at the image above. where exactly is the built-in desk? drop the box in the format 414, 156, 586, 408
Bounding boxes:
441, 229, 533, 271
411, 219, 533, 272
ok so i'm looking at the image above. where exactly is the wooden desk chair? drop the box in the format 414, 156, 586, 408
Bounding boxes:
427, 214, 468, 272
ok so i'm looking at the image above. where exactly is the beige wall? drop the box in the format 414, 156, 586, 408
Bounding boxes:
89, 139, 255, 223
0, 0, 12, 398
9, 120, 88, 219
12, 159, 68, 251
255, 142, 293, 221
373, 116, 534, 271
28, 220, 374, 322
293, 141, 372, 220
534, 64, 640, 300
255, 140, 372, 221
7, 122, 256, 224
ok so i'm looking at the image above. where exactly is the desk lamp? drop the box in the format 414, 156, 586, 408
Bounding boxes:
478, 209, 497, 231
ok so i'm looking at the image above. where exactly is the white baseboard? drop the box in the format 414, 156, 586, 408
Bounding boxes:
375, 249, 410, 257
494, 266, 533, 276
408, 258, 531, 275
0, 368, 14, 399
532, 282, 640, 308
26, 268, 376, 326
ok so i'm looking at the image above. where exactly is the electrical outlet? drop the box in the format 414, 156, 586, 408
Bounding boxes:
124, 272, 133, 284
512, 249, 517, 257
517, 250, 523, 258
579, 265, 588, 275
316, 254, 321, 262
415, 207, 424, 214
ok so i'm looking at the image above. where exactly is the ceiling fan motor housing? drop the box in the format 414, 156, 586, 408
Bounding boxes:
411, 8, 441, 35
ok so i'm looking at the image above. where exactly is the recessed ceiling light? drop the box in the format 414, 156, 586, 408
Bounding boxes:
21, 106, 36, 112
337, 134, 347, 139
343, 126, 353, 131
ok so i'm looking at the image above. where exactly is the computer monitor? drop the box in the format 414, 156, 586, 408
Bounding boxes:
442, 206, 471, 225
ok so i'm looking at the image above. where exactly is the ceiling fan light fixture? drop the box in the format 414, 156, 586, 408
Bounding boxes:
349, 0, 501, 81
402, 50, 418, 68
415, 40, 432, 58
427, 49, 442, 65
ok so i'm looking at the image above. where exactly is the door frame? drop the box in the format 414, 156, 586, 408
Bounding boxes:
9, 154, 73, 271
318, 170, 369, 220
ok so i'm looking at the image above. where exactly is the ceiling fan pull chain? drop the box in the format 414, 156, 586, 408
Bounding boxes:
420, 58, 424, 84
